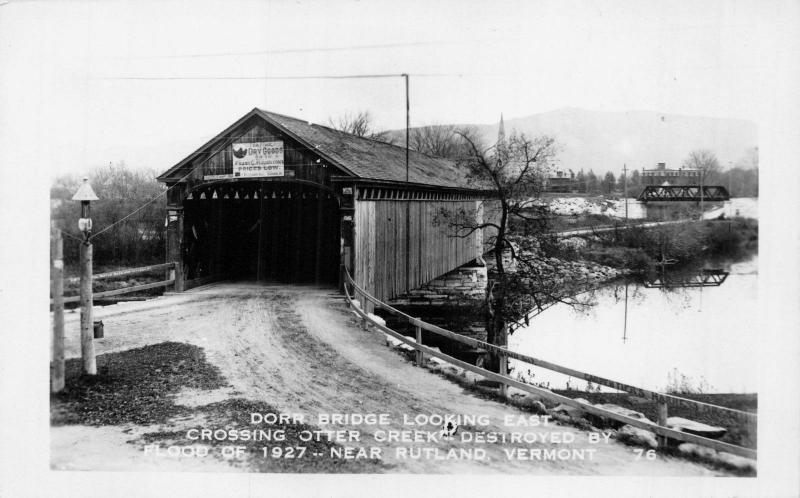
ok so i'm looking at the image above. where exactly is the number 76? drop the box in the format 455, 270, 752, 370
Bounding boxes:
633, 449, 657, 460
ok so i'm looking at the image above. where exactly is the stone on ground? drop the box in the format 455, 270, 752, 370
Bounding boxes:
667, 416, 727, 439
594, 403, 653, 423
617, 425, 658, 449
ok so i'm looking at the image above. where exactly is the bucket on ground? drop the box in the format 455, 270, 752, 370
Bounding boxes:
93, 320, 104, 339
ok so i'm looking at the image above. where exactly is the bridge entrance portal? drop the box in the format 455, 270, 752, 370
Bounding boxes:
181, 181, 340, 284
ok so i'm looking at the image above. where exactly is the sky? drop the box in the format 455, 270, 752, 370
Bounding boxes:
1, 0, 797, 179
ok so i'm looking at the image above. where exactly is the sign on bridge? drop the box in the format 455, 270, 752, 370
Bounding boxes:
232, 141, 284, 178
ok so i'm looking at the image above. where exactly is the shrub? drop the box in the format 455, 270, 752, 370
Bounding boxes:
583, 246, 651, 272
51, 163, 166, 268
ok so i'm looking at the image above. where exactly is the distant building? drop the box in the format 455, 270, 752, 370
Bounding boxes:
544, 168, 576, 193
641, 162, 702, 186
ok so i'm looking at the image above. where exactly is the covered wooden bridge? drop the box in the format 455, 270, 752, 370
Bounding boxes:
158, 108, 491, 306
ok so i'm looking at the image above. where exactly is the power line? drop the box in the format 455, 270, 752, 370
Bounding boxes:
52, 227, 85, 243
95, 72, 465, 81
89, 166, 195, 240
117, 40, 481, 60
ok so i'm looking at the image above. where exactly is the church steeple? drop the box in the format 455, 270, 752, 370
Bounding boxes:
497, 113, 506, 144
496, 113, 508, 167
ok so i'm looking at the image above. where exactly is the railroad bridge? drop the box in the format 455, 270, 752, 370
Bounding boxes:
158, 108, 491, 310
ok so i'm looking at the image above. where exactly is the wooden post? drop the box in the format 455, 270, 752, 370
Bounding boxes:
656, 400, 669, 448
498, 323, 508, 397
166, 208, 185, 291
174, 262, 184, 292
175, 207, 184, 291
51, 230, 65, 393
79, 240, 97, 375
498, 351, 508, 398
414, 321, 424, 365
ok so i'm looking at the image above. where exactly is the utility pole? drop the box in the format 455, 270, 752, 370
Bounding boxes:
699, 168, 705, 220
623, 163, 629, 225
728, 162, 733, 217
622, 281, 629, 344
403, 73, 411, 292
73, 178, 98, 375
404, 73, 409, 183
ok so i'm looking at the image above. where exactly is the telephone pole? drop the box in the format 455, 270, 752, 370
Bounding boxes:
403, 73, 411, 294
699, 168, 705, 220
623, 163, 629, 225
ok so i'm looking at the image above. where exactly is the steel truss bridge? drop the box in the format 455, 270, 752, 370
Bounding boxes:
637, 185, 730, 202
643, 269, 729, 289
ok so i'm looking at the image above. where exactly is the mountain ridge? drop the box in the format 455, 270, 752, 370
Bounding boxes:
391, 107, 758, 175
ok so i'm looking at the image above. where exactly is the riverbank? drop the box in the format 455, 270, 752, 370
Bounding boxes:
578, 218, 758, 275
551, 391, 757, 450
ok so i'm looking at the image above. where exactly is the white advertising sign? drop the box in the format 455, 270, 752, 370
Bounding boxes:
231, 141, 284, 177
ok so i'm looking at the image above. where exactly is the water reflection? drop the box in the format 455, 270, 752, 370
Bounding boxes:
509, 257, 757, 393
643, 268, 729, 289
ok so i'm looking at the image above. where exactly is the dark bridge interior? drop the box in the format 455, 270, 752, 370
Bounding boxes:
182, 182, 340, 284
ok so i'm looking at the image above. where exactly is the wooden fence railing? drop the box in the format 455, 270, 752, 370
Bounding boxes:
343, 268, 757, 460
52, 262, 176, 305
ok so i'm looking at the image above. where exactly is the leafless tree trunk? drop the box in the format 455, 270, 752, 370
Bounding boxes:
327, 110, 394, 143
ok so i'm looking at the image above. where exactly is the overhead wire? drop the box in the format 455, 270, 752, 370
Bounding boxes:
52, 227, 85, 243
95, 73, 466, 81
89, 166, 195, 240
115, 40, 483, 60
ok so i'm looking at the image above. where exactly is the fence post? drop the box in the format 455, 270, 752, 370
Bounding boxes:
174, 261, 184, 292
498, 323, 509, 398
414, 320, 424, 365
79, 240, 97, 375
656, 399, 669, 448
51, 230, 65, 393
498, 350, 508, 398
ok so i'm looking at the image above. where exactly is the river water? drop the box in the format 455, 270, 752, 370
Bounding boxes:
509, 254, 758, 394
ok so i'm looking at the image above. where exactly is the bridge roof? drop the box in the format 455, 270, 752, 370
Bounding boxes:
158, 108, 480, 191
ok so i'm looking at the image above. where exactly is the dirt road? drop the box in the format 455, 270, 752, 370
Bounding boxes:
52, 282, 727, 475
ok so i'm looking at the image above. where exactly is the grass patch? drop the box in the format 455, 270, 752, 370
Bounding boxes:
51, 342, 227, 426
583, 246, 652, 272
583, 218, 758, 272
553, 390, 757, 449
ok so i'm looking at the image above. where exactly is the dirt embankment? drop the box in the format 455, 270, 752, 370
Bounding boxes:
52, 283, 730, 475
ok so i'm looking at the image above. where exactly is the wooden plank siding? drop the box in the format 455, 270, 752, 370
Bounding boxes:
354, 199, 483, 303
167, 117, 341, 204
480, 199, 502, 254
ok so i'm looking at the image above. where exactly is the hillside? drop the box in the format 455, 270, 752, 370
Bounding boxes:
393, 108, 758, 176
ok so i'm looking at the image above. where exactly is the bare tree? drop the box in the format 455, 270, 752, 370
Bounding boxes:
327, 110, 394, 143
439, 129, 588, 368
409, 124, 462, 158
682, 149, 722, 184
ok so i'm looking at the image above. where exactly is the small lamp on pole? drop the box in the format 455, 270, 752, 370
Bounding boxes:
72, 178, 99, 240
